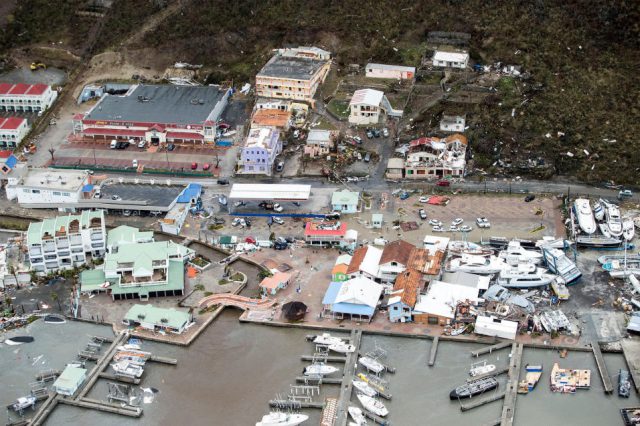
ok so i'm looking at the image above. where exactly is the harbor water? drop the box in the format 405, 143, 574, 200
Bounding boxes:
1, 311, 639, 425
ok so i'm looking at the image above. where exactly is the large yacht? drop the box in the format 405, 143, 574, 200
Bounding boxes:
498, 241, 543, 265
496, 263, 556, 288
573, 198, 597, 234
604, 202, 623, 237
446, 255, 505, 275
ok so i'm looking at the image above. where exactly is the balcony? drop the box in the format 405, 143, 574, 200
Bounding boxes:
91, 242, 104, 249
29, 247, 42, 257
30, 257, 43, 264
69, 236, 83, 246
58, 251, 70, 257
43, 244, 56, 253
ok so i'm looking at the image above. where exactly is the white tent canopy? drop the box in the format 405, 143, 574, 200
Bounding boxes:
228, 184, 311, 201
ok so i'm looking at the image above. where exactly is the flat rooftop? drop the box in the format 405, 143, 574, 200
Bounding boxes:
18, 168, 88, 191
229, 183, 311, 201
257, 56, 328, 81
84, 84, 227, 125
99, 183, 186, 208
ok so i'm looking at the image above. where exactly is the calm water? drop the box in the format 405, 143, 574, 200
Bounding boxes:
1, 312, 638, 425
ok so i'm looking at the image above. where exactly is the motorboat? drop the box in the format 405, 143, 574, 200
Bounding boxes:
312, 333, 344, 346
593, 200, 605, 221
445, 255, 505, 275
112, 360, 144, 378
43, 314, 66, 324
535, 237, 573, 249
574, 198, 597, 234
356, 373, 387, 393
256, 412, 309, 426
352, 379, 377, 397
599, 253, 640, 265
449, 376, 499, 399
599, 223, 612, 239
623, 220, 635, 241
518, 364, 543, 394
540, 247, 582, 284
496, 264, 556, 288
448, 240, 493, 257
603, 260, 640, 278
550, 277, 570, 300
469, 361, 496, 377
619, 369, 631, 398
605, 203, 623, 237
356, 393, 388, 417
348, 406, 368, 425
576, 235, 624, 249
328, 341, 356, 354
303, 364, 339, 376
9, 395, 36, 412
358, 356, 385, 374
498, 241, 543, 265
5, 336, 34, 345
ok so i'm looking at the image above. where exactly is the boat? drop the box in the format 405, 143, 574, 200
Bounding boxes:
328, 341, 356, 354
9, 395, 36, 412
576, 235, 624, 248
496, 263, 556, 288
517, 364, 543, 394
448, 240, 493, 256
348, 406, 368, 425
449, 376, 499, 399
498, 241, 543, 265
256, 412, 309, 426
593, 200, 605, 221
624, 220, 635, 241
605, 203, 624, 237
598, 253, 640, 265
445, 255, 505, 275
303, 363, 339, 376
312, 333, 345, 346
352, 379, 378, 397
599, 223, 612, 239
43, 314, 66, 324
540, 247, 582, 284
357, 373, 386, 393
356, 394, 388, 417
488, 237, 536, 250
574, 198, 597, 234
550, 362, 591, 393
358, 356, 385, 374
112, 360, 144, 378
469, 361, 496, 377
5, 336, 34, 345
619, 369, 632, 398
535, 237, 573, 249
550, 277, 570, 300
603, 260, 640, 278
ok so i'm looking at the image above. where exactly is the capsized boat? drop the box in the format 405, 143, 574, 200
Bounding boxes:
256, 412, 309, 426
619, 369, 631, 398
348, 406, 368, 425
469, 361, 496, 377
312, 333, 344, 346
352, 379, 377, 397
450, 376, 499, 399
356, 393, 388, 417
9, 395, 36, 412
517, 364, 543, 394
358, 356, 385, 374
328, 341, 356, 354
304, 363, 339, 376
574, 198, 597, 234
112, 360, 144, 378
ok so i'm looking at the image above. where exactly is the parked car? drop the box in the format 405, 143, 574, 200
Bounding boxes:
132, 159, 138, 168
272, 216, 284, 225
274, 241, 288, 250
93, 190, 101, 199
419, 196, 430, 203
191, 162, 198, 170
273, 203, 284, 212
436, 180, 450, 187
364, 152, 371, 163
122, 210, 132, 217
276, 161, 284, 172
137, 140, 146, 148
111, 195, 121, 201
452, 218, 464, 226
244, 218, 252, 227
382, 128, 389, 138
353, 136, 363, 145
167, 143, 176, 151
233, 200, 246, 208
366, 129, 374, 139
212, 217, 225, 225
325, 212, 341, 220
202, 163, 211, 171
373, 129, 381, 138
110, 140, 117, 149
418, 209, 427, 220
429, 219, 441, 227
232, 218, 245, 227
245, 237, 256, 244
476, 217, 491, 228
432, 225, 444, 232
619, 189, 633, 198
217, 178, 229, 185
524, 195, 536, 202
399, 191, 410, 200
449, 225, 460, 232
460, 225, 473, 232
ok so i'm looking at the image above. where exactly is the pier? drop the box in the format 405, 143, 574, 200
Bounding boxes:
295, 376, 342, 385
335, 329, 363, 426
591, 341, 613, 394
58, 397, 142, 417
471, 341, 512, 357
428, 336, 439, 366
148, 355, 178, 365
300, 355, 347, 363
268, 399, 324, 409
622, 339, 640, 392
460, 390, 506, 412
500, 343, 523, 426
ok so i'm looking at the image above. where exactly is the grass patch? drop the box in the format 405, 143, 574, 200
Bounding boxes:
326, 99, 350, 120
314, 116, 337, 130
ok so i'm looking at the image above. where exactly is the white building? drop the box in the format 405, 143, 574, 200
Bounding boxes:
349, 88, 403, 125
347, 245, 383, 281
27, 210, 106, 274
5, 167, 90, 210
440, 115, 466, 133
0, 117, 30, 148
432, 51, 469, 69
413, 279, 479, 326
0, 83, 58, 112
305, 129, 334, 158
475, 315, 518, 340
366, 63, 416, 80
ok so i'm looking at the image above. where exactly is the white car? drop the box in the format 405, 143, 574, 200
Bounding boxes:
452, 218, 464, 226
382, 128, 389, 138
232, 218, 246, 227
476, 217, 491, 228
460, 225, 473, 232
449, 225, 460, 232
137, 140, 146, 148
273, 203, 284, 212
132, 159, 138, 167
429, 219, 441, 227
432, 225, 444, 232
419, 196, 430, 203
272, 216, 284, 225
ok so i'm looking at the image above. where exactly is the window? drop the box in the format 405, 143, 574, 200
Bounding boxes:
23, 189, 30, 193
53, 191, 61, 196
32, 189, 40, 194
62, 193, 70, 197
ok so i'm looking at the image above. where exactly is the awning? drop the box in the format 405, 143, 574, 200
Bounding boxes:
82, 184, 94, 193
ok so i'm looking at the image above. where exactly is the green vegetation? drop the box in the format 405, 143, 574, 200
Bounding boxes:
326, 99, 350, 120
193, 284, 205, 292
0, 219, 29, 231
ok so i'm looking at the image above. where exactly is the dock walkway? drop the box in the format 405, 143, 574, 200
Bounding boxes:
500, 343, 523, 426
335, 330, 362, 426
460, 390, 506, 412
471, 342, 511, 357
591, 341, 613, 393
428, 336, 439, 366
622, 339, 640, 392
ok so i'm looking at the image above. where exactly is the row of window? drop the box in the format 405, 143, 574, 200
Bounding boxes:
0, 99, 42, 104
22, 189, 71, 196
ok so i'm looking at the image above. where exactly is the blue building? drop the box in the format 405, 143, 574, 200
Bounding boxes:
388, 269, 422, 323
321, 277, 383, 322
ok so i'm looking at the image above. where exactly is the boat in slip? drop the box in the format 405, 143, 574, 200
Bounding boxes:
593, 200, 605, 221
256, 412, 309, 426
312, 333, 344, 346
469, 361, 496, 377
358, 356, 385, 374
540, 247, 582, 284
619, 369, 632, 398
348, 406, 368, 425
9, 395, 36, 413
112, 360, 144, 378
356, 393, 388, 417
352, 379, 378, 397
329, 341, 356, 354
624, 220, 635, 241
498, 241, 543, 265
446, 254, 505, 275
496, 263, 556, 288
449, 376, 499, 399
605, 202, 624, 237
517, 364, 543, 394
550, 362, 591, 393
303, 363, 339, 376
574, 198, 597, 234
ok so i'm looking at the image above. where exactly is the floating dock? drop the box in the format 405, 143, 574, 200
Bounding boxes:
591, 341, 613, 394
471, 342, 512, 357
622, 339, 640, 392
428, 336, 439, 366
148, 355, 178, 365
500, 343, 523, 426
362, 409, 391, 425
35, 369, 61, 382
335, 329, 362, 426
268, 399, 324, 409
58, 397, 142, 417
460, 390, 506, 412
295, 376, 342, 385
300, 355, 347, 363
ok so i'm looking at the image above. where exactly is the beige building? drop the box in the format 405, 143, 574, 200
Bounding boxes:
304, 129, 334, 158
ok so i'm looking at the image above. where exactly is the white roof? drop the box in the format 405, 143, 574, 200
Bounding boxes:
433, 51, 469, 62
475, 315, 518, 337
345, 229, 358, 241
228, 184, 311, 201
423, 235, 450, 255
335, 254, 352, 266
413, 280, 479, 319
307, 129, 332, 143
366, 63, 416, 73
17, 168, 88, 192
361, 245, 383, 277
387, 158, 404, 169
350, 89, 384, 107
335, 276, 383, 308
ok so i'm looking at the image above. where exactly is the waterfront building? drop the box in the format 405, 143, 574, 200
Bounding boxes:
53, 365, 87, 396
259, 271, 292, 296
322, 276, 383, 322
388, 269, 423, 323
412, 279, 479, 325
123, 304, 193, 334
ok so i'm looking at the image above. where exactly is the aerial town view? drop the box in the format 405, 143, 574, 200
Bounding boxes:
0, 1, 639, 425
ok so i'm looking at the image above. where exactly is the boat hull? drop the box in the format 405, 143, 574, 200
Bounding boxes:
450, 377, 499, 399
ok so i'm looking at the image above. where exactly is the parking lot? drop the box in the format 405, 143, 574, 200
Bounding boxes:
98, 182, 187, 209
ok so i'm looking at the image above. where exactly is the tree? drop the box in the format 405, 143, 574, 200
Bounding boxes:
50, 292, 62, 311
48, 147, 55, 162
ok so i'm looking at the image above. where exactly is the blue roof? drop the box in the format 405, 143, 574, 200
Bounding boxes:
82, 184, 94, 193
177, 183, 202, 203
322, 282, 342, 305
322, 281, 375, 316
6, 155, 18, 169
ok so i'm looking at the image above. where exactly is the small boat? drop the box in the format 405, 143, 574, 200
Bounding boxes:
593, 200, 605, 221
352, 379, 377, 397
605, 202, 623, 237
112, 360, 144, 378
256, 412, 309, 426
599, 223, 612, 239
550, 277, 570, 300
328, 341, 356, 354
469, 361, 496, 377
356, 393, 388, 417
5, 336, 34, 345
574, 198, 597, 234
358, 356, 385, 374
498, 241, 544, 265
598, 253, 640, 265
517, 364, 543, 394
348, 406, 368, 425
304, 364, 339, 376
449, 377, 499, 399
624, 220, 635, 242
312, 333, 344, 346
357, 373, 386, 393
9, 395, 36, 412
619, 369, 631, 398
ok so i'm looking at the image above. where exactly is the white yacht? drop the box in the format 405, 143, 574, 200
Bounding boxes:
605, 203, 623, 237
352, 379, 378, 397
496, 264, 556, 288
498, 241, 543, 265
304, 364, 339, 376
446, 255, 505, 275
329, 341, 356, 354
356, 394, 388, 417
358, 356, 385, 374
112, 360, 144, 378
540, 248, 582, 284
448, 240, 493, 256
593, 200, 605, 221
573, 198, 597, 234
599, 223, 612, 238
348, 406, 368, 425
535, 237, 573, 249
470, 361, 496, 377
623, 219, 635, 241
312, 333, 344, 346
256, 412, 309, 426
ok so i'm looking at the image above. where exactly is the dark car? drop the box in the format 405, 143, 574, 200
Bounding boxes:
366, 129, 374, 139
373, 129, 381, 138
217, 178, 229, 185
212, 217, 225, 225
274, 242, 288, 250
436, 180, 450, 187
418, 209, 427, 220
524, 195, 536, 202
167, 143, 176, 151
325, 212, 341, 220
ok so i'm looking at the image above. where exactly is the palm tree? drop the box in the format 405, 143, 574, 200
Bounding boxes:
50, 292, 62, 311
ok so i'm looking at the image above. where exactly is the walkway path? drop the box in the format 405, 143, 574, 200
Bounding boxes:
198, 293, 276, 311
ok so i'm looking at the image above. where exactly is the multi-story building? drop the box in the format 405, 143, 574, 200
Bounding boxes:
27, 210, 106, 274
305, 129, 334, 158
255, 47, 331, 105
0, 83, 58, 112
238, 127, 282, 176
404, 134, 467, 179
0, 117, 30, 148
5, 167, 91, 210
440, 115, 466, 133
348, 89, 403, 125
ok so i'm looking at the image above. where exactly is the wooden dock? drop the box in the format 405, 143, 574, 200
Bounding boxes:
320, 397, 337, 426
35, 369, 61, 382
29, 395, 59, 426
622, 339, 640, 392
58, 397, 142, 417
460, 390, 506, 411
77, 333, 128, 400
362, 410, 391, 425
471, 342, 512, 357
335, 329, 362, 426
268, 399, 324, 409
500, 343, 523, 426
300, 355, 347, 363
90, 335, 114, 343
591, 341, 613, 394
428, 336, 439, 366
295, 376, 342, 385
99, 372, 141, 384
468, 365, 510, 382
148, 355, 178, 365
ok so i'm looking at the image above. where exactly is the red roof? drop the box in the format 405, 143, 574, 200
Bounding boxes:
82, 128, 146, 137
304, 222, 347, 237
166, 131, 203, 140
0, 150, 13, 158
0, 117, 27, 130
8, 84, 29, 95
0, 83, 12, 95
26, 84, 48, 96
0, 83, 49, 97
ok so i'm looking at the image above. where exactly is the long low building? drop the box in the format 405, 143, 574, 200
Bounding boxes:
0, 117, 30, 148
228, 183, 311, 201
123, 304, 193, 334
0, 83, 58, 112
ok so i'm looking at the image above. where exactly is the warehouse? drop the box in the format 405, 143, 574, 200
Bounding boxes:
72, 84, 231, 145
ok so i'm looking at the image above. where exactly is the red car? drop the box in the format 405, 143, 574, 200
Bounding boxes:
436, 180, 450, 187
191, 162, 198, 170
202, 163, 211, 171
245, 237, 256, 244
